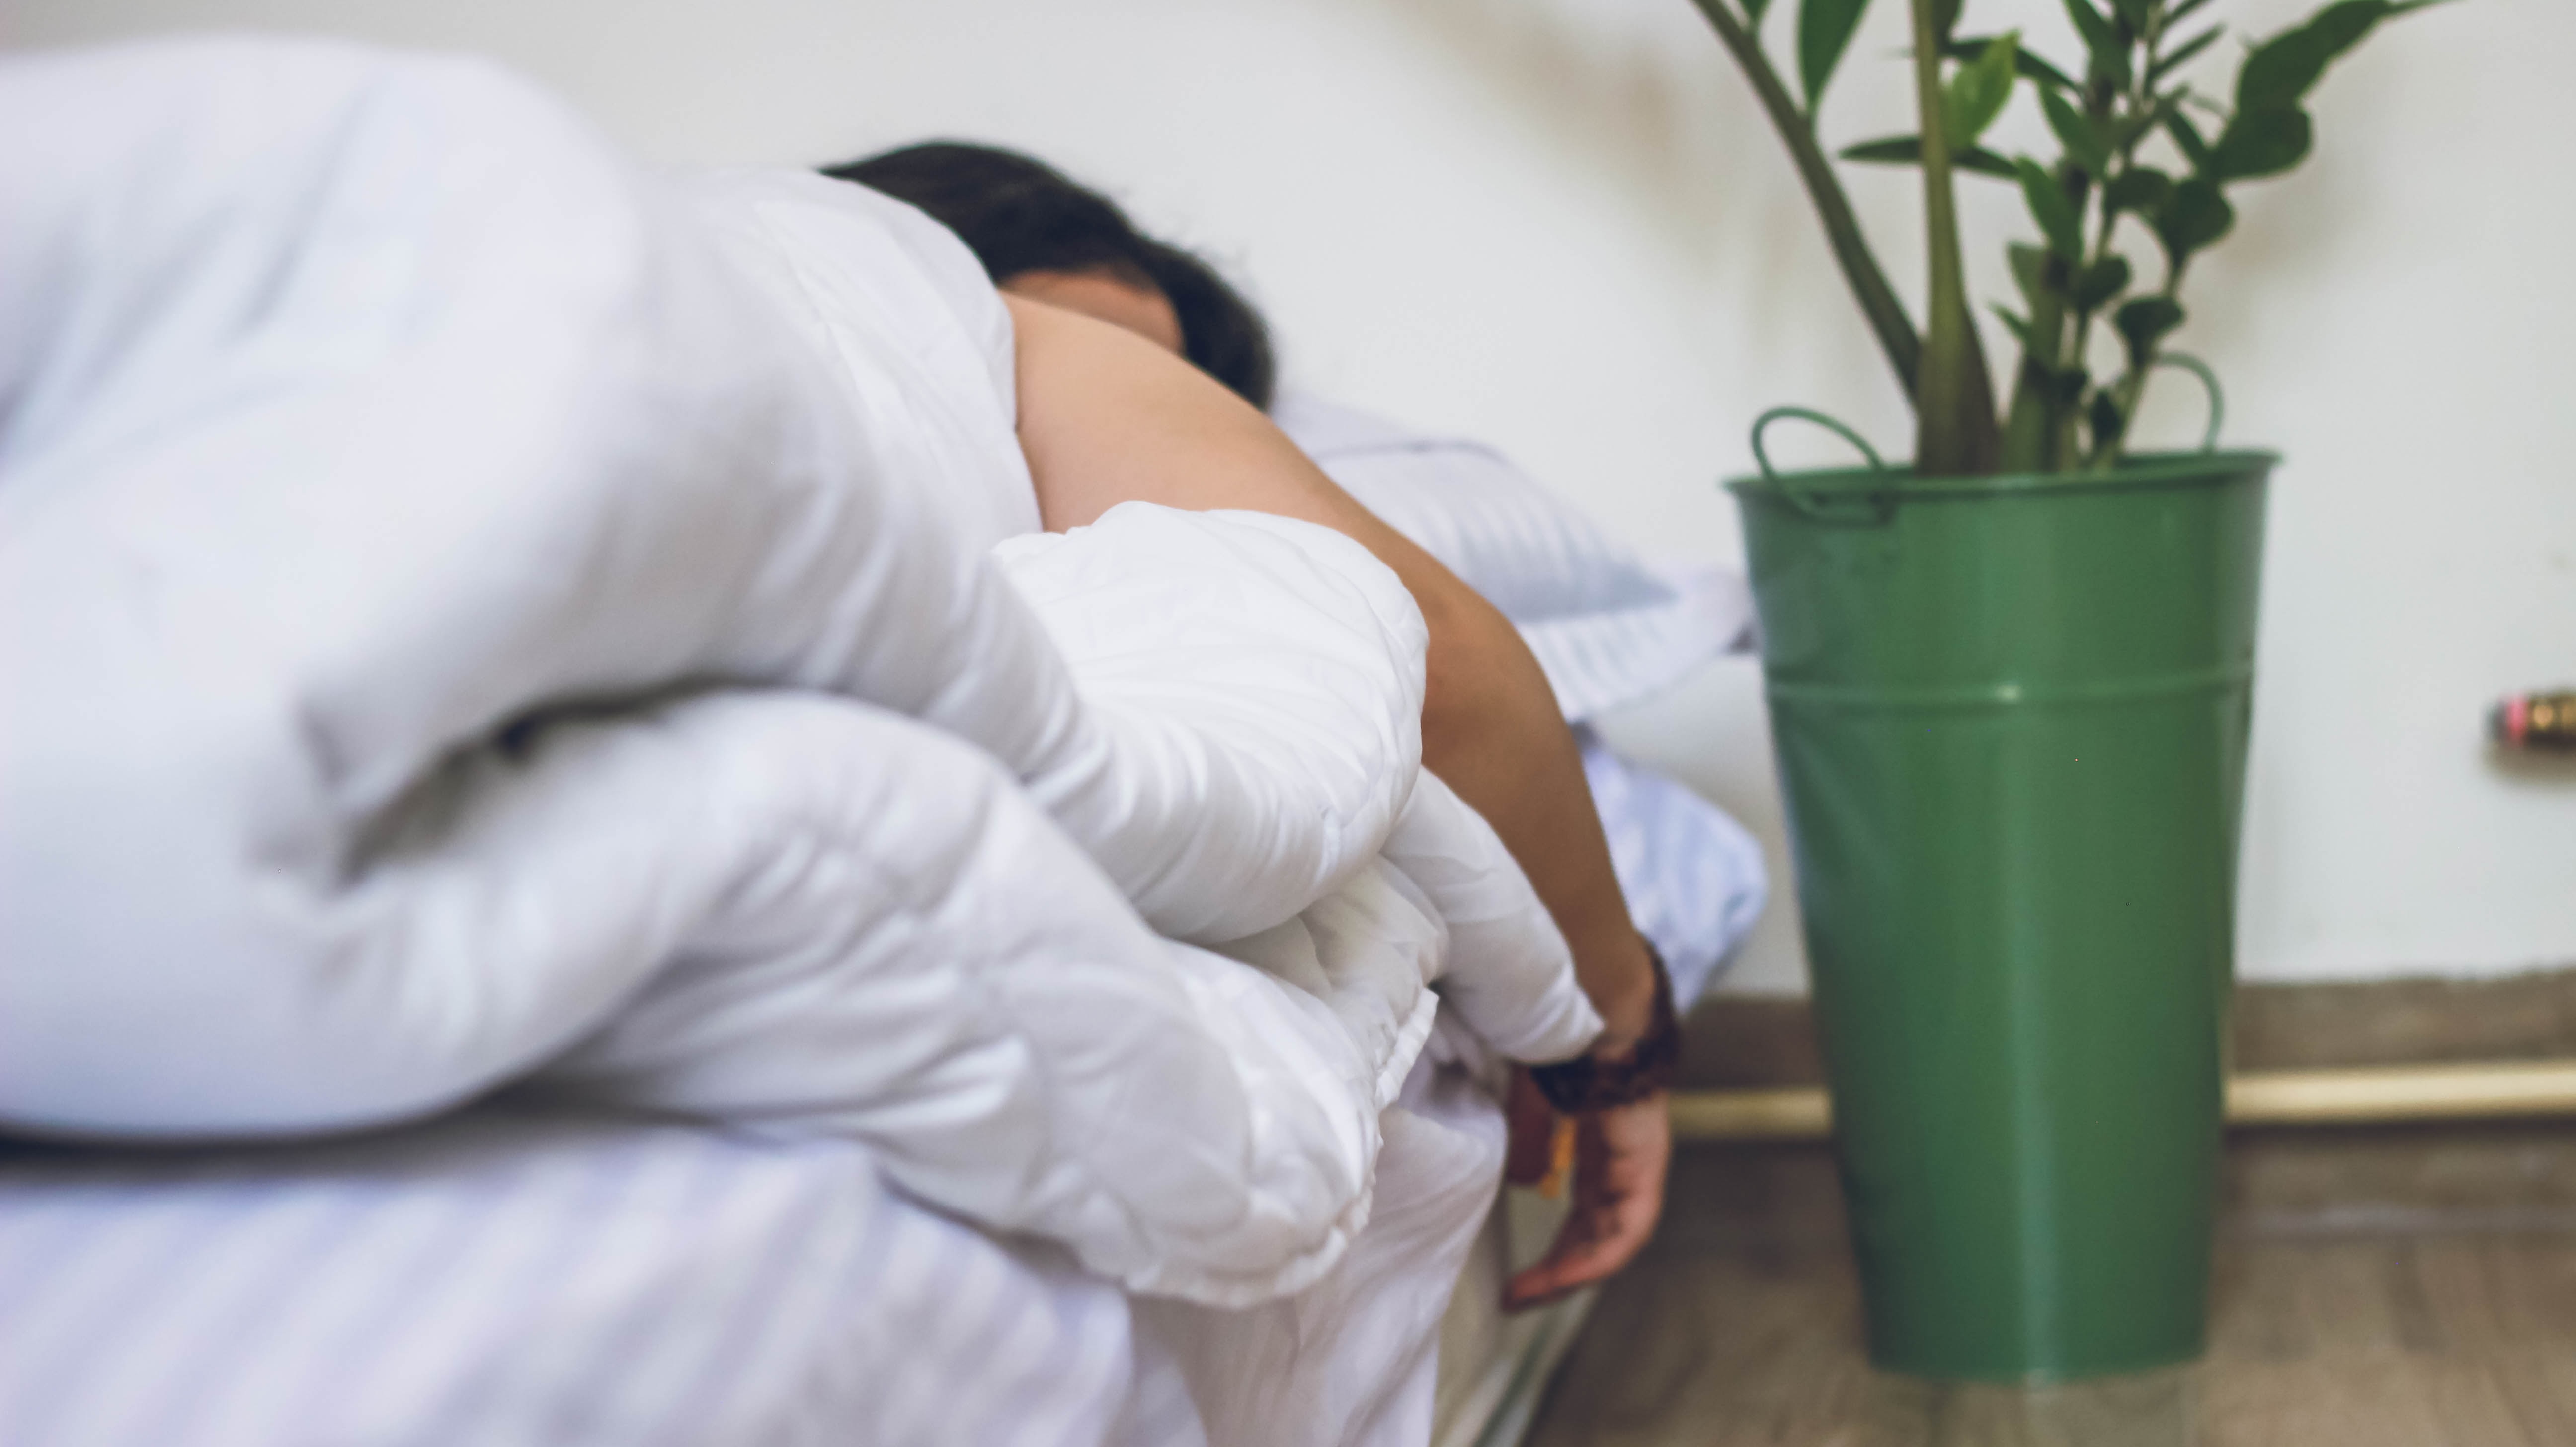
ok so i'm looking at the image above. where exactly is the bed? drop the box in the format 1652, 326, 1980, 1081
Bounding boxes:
0, 37, 1757, 1447
0, 1047, 1593, 1447
0, 724, 1738, 1447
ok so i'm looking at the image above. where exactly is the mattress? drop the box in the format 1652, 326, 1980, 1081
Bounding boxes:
0, 1102, 1205, 1447
1432, 1191, 1598, 1447
0, 1042, 1545, 1447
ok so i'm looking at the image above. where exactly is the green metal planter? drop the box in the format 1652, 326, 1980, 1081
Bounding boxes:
1726, 413, 2272, 1382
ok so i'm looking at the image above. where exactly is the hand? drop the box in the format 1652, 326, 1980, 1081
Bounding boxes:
1502, 1085, 1671, 1312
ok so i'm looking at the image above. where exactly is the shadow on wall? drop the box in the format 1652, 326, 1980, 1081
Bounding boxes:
2486, 749, 2576, 791
1379, 0, 1742, 242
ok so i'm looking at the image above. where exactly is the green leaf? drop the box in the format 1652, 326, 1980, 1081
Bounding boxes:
1944, 32, 2022, 148
2237, 0, 2390, 113
2073, 254, 2133, 311
2152, 177, 2234, 269
1945, 34, 2082, 92
2015, 157, 2087, 263
2040, 87, 2112, 175
2103, 165, 2174, 216
2115, 296, 2186, 364
2061, 0, 2131, 87
1798, 0, 1875, 112
2008, 242, 2060, 309
2107, 0, 2154, 32
2088, 389, 2130, 450
1993, 305, 2034, 347
2108, 92, 2179, 152
2149, 25, 2224, 82
1839, 134, 2020, 178
2016, 355, 2089, 409
2061, 0, 2114, 53
2169, 0, 2221, 27
2211, 105, 2315, 179
2163, 108, 2214, 173
1932, 0, 1963, 44
1742, 0, 1773, 24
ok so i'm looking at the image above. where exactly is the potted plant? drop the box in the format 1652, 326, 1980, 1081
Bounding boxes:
1687, 0, 2443, 1382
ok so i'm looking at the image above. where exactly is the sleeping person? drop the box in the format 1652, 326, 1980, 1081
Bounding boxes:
0, 33, 1674, 1326
827, 141, 1746, 1312
828, 138, 1769, 1294
825, 142, 1766, 1012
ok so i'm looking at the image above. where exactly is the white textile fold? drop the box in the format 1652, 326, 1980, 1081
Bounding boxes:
0, 36, 1597, 1315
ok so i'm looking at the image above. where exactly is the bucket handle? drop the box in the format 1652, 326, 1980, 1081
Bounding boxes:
2152, 352, 2225, 453
1749, 407, 1895, 524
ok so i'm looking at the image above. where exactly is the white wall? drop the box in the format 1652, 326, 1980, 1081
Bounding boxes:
9, 0, 2571, 993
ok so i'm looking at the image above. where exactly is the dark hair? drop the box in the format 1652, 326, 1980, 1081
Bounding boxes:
821, 142, 1277, 410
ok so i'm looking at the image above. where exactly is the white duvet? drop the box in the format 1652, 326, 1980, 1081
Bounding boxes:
0, 33, 1599, 1320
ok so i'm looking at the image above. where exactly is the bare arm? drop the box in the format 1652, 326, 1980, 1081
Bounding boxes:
1003, 295, 1657, 1048
1005, 296, 1667, 1304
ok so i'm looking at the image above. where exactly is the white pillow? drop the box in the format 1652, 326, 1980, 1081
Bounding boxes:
1271, 394, 1752, 722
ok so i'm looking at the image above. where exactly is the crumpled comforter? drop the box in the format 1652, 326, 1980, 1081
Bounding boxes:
0, 38, 1599, 1309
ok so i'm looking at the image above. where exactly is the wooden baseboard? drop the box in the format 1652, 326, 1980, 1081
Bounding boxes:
1669, 967, 2576, 1235
1670, 1060, 2576, 1142
1678, 966, 2576, 1090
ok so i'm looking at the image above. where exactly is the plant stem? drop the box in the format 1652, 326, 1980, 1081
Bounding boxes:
2085, 5, 2172, 468
1995, 259, 2067, 473
1688, 0, 1921, 400
2070, 180, 2119, 467
2067, 58, 2138, 466
1908, 0, 2000, 475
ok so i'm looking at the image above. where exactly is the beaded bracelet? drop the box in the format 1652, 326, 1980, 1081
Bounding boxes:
1529, 938, 1681, 1113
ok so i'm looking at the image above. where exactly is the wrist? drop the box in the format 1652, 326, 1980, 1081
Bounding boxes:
1584, 933, 1660, 1059
1532, 936, 1682, 1114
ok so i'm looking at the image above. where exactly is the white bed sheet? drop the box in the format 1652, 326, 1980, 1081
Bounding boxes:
0, 1037, 1510, 1447
0, 1102, 1176, 1447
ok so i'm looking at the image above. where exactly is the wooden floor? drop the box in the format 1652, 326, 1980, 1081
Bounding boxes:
1526, 1145, 2576, 1447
